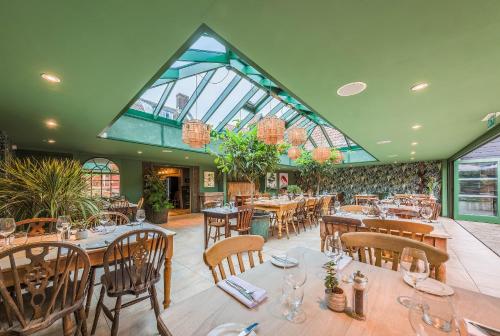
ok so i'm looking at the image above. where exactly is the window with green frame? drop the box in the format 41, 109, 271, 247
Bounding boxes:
82, 158, 120, 198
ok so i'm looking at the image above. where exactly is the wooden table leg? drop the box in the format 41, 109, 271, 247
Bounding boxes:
163, 235, 174, 309
204, 214, 208, 249
225, 214, 230, 238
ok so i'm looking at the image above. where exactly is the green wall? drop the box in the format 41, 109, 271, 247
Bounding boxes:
199, 164, 223, 193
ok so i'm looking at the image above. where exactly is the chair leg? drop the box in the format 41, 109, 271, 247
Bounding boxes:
77, 307, 88, 336
149, 285, 161, 318
110, 296, 122, 336
85, 267, 96, 317
91, 286, 105, 335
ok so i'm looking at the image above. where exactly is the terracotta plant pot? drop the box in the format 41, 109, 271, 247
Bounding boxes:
325, 288, 346, 312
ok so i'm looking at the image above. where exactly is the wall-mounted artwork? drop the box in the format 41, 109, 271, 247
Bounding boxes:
279, 173, 289, 188
203, 171, 215, 188
266, 173, 277, 189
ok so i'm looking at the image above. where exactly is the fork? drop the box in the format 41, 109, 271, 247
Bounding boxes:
225, 279, 257, 302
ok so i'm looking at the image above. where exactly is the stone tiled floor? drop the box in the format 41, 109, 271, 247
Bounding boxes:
39, 214, 500, 335
457, 220, 500, 257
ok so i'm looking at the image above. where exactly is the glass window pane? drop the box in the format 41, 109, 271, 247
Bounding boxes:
275, 106, 288, 118
458, 162, 497, 179
458, 161, 498, 217
458, 196, 497, 217
225, 109, 250, 131
305, 140, 315, 150
259, 97, 282, 117
206, 78, 253, 128
158, 73, 206, 120
131, 83, 170, 114
324, 126, 348, 148
311, 126, 330, 147
248, 89, 265, 105
189, 35, 226, 52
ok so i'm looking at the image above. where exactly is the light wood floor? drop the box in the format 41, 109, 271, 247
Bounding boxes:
36, 214, 500, 336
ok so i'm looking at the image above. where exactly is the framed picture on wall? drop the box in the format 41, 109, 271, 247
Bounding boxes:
279, 173, 289, 188
204, 171, 215, 188
266, 173, 277, 189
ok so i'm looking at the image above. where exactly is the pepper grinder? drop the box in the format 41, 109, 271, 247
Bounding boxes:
352, 270, 368, 320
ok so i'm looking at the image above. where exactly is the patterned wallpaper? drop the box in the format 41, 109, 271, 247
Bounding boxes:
310, 161, 442, 204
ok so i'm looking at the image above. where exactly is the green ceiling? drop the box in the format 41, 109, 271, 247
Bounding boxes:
1, 0, 500, 166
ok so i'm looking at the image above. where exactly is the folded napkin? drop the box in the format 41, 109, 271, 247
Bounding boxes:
217, 275, 267, 309
464, 319, 500, 336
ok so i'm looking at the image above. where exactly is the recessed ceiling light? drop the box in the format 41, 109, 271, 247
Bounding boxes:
394, 161, 398, 164
11, 145, 17, 150
388, 154, 398, 158
481, 112, 500, 121
137, 151, 142, 154
411, 157, 415, 160
410, 82, 429, 91
337, 82, 367, 96
376, 140, 391, 145
411, 142, 418, 146
185, 156, 189, 159
411, 124, 422, 130
45, 119, 58, 128
47, 139, 56, 144
162, 149, 173, 153
41, 73, 61, 83
410, 151, 416, 155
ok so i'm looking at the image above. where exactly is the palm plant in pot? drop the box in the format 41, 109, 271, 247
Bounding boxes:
143, 174, 174, 224
324, 261, 346, 312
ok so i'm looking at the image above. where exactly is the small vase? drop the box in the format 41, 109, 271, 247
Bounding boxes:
75, 230, 89, 240
325, 289, 346, 312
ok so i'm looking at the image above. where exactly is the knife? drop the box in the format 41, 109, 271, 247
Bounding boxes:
224, 280, 256, 303
237, 322, 259, 336
469, 321, 500, 336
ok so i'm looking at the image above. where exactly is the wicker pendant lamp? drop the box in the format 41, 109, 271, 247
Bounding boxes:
288, 146, 301, 160
287, 127, 307, 146
182, 75, 211, 149
312, 147, 331, 163
257, 92, 285, 145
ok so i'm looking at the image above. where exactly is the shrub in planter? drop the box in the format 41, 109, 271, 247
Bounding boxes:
324, 261, 346, 312
144, 174, 174, 224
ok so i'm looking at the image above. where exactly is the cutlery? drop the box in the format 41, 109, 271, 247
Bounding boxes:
237, 322, 259, 336
224, 280, 257, 303
272, 255, 296, 265
469, 321, 500, 336
226, 279, 255, 296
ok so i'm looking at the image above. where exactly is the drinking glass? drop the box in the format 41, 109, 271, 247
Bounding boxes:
409, 291, 458, 335
361, 205, 370, 216
334, 201, 341, 214
282, 249, 307, 323
136, 209, 146, 227
104, 220, 117, 234
56, 215, 71, 241
324, 235, 344, 265
394, 198, 401, 208
397, 247, 429, 307
420, 205, 433, 222
0, 218, 16, 248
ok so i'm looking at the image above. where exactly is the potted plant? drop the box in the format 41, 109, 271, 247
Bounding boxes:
287, 185, 302, 199
72, 219, 90, 240
324, 261, 346, 312
144, 174, 174, 224
211, 128, 286, 240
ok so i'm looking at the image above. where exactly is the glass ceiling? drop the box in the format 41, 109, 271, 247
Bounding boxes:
108, 30, 376, 164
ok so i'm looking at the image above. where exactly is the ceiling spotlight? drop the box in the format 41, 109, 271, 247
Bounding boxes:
185, 156, 189, 159
411, 142, 418, 146
41, 73, 61, 83
162, 149, 173, 153
45, 119, 58, 128
481, 112, 500, 121
411, 124, 422, 130
337, 82, 367, 96
410, 82, 429, 91
376, 140, 391, 145
137, 151, 142, 154
47, 139, 56, 144
411, 157, 415, 160
410, 151, 416, 155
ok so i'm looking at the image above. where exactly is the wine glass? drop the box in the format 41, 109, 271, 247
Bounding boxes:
394, 198, 401, 208
397, 247, 429, 307
324, 235, 344, 265
361, 205, 370, 216
0, 218, 16, 248
282, 249, 307, 323
56, 215, 71, 241
136, 209, 146, 227
409, 291, 458, 335
420, 205, 434, 222
334, 201, 341, 214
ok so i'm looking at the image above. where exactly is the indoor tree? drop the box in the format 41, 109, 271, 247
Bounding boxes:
211, 127, 286, 204
296, 149, 342, 195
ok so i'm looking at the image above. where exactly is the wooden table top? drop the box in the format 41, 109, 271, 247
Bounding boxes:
159, 248, 500, 336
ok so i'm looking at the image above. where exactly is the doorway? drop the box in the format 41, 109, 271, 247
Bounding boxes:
156, 166, 191, 215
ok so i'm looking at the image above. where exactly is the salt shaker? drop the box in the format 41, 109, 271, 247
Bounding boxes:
352, 270, 368, 320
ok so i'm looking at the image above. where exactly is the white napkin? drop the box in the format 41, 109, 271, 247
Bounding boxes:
217, 275, 267, 308
464, 319, 500, 336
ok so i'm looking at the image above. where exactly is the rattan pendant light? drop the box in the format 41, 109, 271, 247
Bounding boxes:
257, 92, 285, 145
287, 127, 307, 146
182, 75, 211, 149
312, 146, 331, 163
288, 146, 301, 160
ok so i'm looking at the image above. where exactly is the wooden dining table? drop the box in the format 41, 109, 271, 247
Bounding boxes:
158, 247, 500, 335
354, 194, 379, 205
0, 222, 176, 309
202, 207, 239, 248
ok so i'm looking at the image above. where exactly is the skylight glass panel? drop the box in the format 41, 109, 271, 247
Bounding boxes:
171, 61, 193, 69
324, 126, 348, 148
184, 68, 236, 121
305, 140, 315, 150
248, 89, 266, 105
225, 109, 250, 131
311, 126, 330, 147
131, 83, 170, 114
206, 78, 253, 128
275, 106, 288, 118
282, 110, 298, 121
288, 116, 306, 128
190, 35, 226, 52
259, 97, 282, 117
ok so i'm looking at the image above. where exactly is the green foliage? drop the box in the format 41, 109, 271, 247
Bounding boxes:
144, 174, 174, 212
296, 151, 334, 194
324, 261, 339, 291
286, 184, 302, 195
0, 158, 99, 220
211, 128, 285, 187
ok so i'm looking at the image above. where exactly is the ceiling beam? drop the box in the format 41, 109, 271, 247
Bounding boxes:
215, 87, 259, 132
319, 124, 334, 147
201, 75, 242, 123
153, 82, 175, 119
285, 114, 302, 128
154, 63, 224, 86
266, 102, 285, 117
178, 49, 229, 63
281, 108, 295, 121
177, 70, 216, 121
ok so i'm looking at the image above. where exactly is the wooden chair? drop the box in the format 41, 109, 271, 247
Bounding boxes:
203, 200, 219, 209
15, 217, 57, 236
362, 218, 433, 242
85, 212, 130, 316
229, 205, 254, 235
306, 199, 317, 227
109, 200, 131, 218
293, 198, 309, 232
281, 202, 298, 239
91, 229, 168, 336
339, 204, 364, 214
341, 232, 449, 281
321, 215, 363, 252
203, 235, 265, 284
0, 242, 90, 335
137, 197, 144, 210
311, 196, 325, 226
